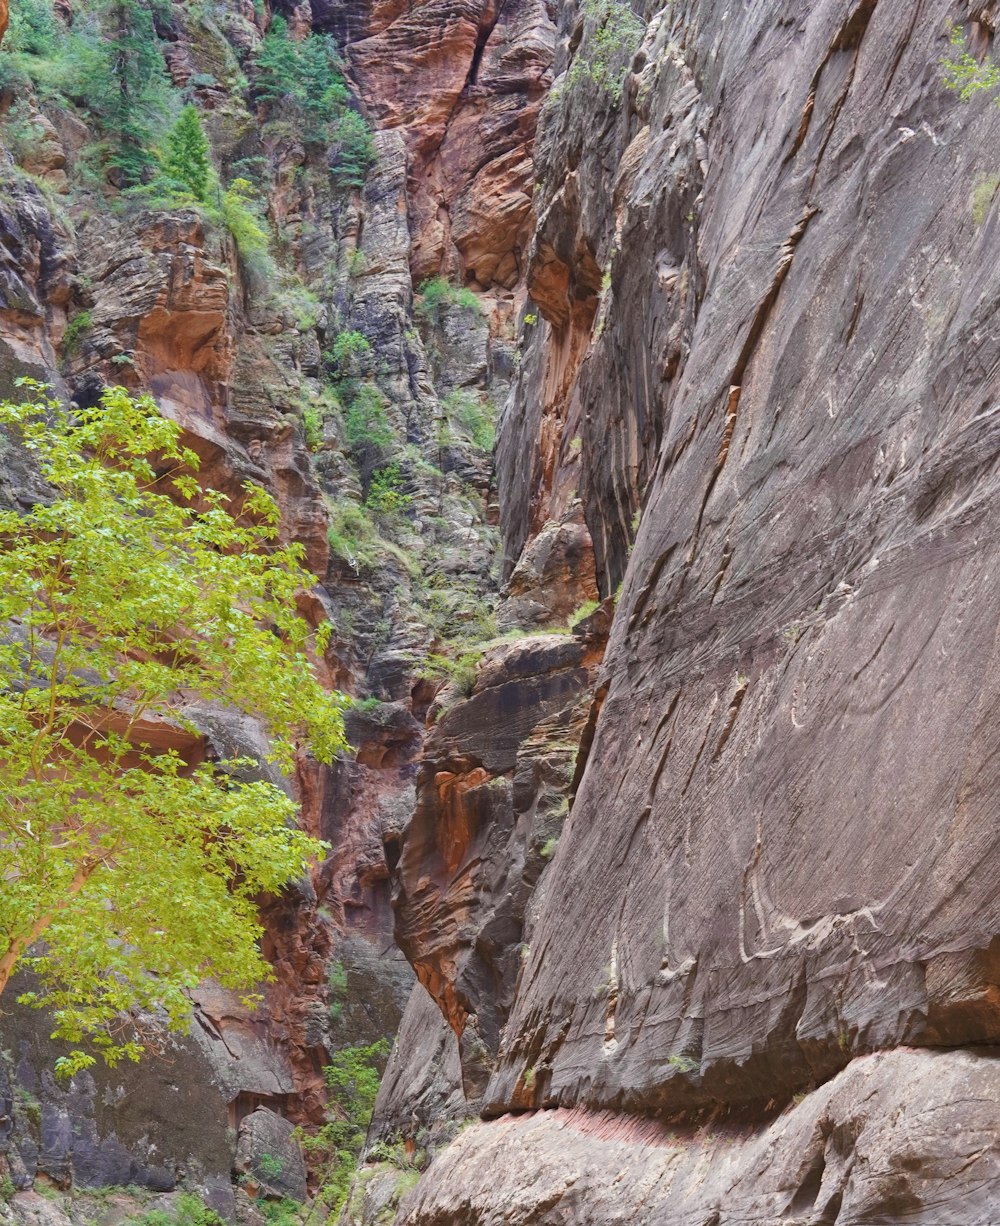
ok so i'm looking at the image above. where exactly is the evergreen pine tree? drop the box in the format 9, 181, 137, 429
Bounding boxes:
91, 0, 170, 186
163, 104, 211, 201
297, 31, 348, 132
252, 15, 300, 107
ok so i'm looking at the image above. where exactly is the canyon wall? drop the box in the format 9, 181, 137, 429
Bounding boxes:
4, 0, 1000, 1223
0, 0, 534, 1209
370, 0, 1000, 1222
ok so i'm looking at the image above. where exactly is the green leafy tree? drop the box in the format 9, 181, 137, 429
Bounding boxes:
252, 16, 373, 177
328, 110, 375, 188
0, 383, 348, 1075
296, 28, 349, 131
252, 15, 301, 108
942, 23, 1000, 103
162, 104, 211, 201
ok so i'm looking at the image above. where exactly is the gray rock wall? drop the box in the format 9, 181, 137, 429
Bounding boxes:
387, 0, 1000, 1220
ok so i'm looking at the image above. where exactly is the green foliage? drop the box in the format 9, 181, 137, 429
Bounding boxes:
4, 0, 59, 56
344, 383, 394, 481
972, 174, 1000, 226
174, 1194, 223, 1226
416, 571, 497, 651
441, 389, 495, 452
162, 105, 212, 202
328, 329, 373, 382
298, 1040, 390, 1218
0, 100, 47, 166
252, 16, 374, 183
667, 1054, 699, 1074
419, 652, 480, 698
0, 0, 103, 103
0, 1174, 14, 1202
0, 383, 347, 1072
254, 16, 346, 127
414, 278, 481, 328
563, 0, 644, 103
366, 463, 411, 518
62, 310, 93, 356
219, 177, 274, 274
302, 403, 324, 452
0, 0, 175, 186
540, 837, 559, 859
942, 24, 1000, 103
328, 109, 376, 188
128, 1193, 221, 1226
327, 500, 382, 573
90, 0, 173, 186
567, 598, 599, 628
257, 1153, 285, 1179
259, 1199, 301, 1226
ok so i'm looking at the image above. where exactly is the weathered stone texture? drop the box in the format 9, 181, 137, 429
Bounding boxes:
399, 1050, 1000, 1225
333, 0, 555, 286
482, 0, 1000, 1124
391, 621, 609, 1103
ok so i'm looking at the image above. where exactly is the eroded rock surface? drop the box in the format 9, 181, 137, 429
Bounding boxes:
399, 1049, 1000, 1225
392, 615, 609, 1103
482, 0, 1000, 1122
333, 0, 555, 286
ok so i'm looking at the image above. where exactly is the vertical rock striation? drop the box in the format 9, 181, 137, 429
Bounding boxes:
381, 0, 1000, 1221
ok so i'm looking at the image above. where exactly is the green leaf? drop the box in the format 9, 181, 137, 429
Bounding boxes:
0, 384, 348, 1069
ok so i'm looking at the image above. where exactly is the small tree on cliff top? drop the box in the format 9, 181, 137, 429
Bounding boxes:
0, 384, 348, 1076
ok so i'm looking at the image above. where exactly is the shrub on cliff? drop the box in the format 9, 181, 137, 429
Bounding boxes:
942, 23, 1000, 103
87, 0, 173, 186
0, 0, 173, 184
414, 277, 481, 328
296, 1040, 389, 1216
0, 383, 348, 1076
558, 0, 644, 105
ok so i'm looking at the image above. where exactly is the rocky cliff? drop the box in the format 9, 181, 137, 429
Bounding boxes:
371, 0, 1000, 1221
3, 0, 1000, 1223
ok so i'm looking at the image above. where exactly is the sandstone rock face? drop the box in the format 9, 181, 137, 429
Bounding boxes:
333, 0, 555, 286
481, 0, 1000, 1123
496, 515, 599, 631
373, 0, 1000, 1220
400, 1050, 1000, 1225
0, 1000, 232, 1204
0, 171, 73, 390
392, 619, 609, 1105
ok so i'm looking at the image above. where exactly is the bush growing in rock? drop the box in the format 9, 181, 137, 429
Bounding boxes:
414, 277, 481, 327
252, 17, 375, 183
559, 0, 644, 104
296, 1040, 389, 1216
